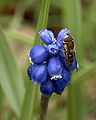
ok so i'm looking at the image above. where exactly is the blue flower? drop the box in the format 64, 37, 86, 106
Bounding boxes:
55, 85, 65, 95
27, 28, 78, 97
57, 28, 70, 41
40, 79, 55, 97
29, 45, 49, 64
31, 64, 48, 85
27, 64, 37, 80
55, 69, 71, 87
39, 29, 55, 45
48, 57, 63, 78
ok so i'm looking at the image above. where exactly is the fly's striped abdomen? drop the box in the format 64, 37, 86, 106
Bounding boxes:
64, 49, 74, 68
67, 52, 74, 67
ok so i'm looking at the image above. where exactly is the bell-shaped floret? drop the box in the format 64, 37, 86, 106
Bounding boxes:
48, 57, 63, 79
57, 28, 70, 41
29, 45, 49, 64
31, 64, 48, 85
39, 29, 55, 45
40, 79, 55, 97
27, 64, 37, 80
55, 68, 71, 87
55, 84, 65, 95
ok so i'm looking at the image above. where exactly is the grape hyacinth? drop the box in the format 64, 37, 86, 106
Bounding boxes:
27, 28, 78, 97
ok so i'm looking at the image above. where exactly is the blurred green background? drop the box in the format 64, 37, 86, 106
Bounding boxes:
0, 0, 96, 120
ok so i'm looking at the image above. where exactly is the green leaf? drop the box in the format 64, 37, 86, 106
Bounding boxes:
72, 62, 96, 84
20, 0, 50, 120
6, 109, 15, 120
34, 0, 46, 45
0, 28, 25, 117
0, 86, 3, 119
3, 29, 34, 47
34, 0, 50, 46
20, 81, 38, 120
81, 0, 96, 58
83, 0, 96, 42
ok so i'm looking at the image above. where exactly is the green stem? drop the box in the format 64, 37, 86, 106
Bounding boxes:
38, 95, 49, 120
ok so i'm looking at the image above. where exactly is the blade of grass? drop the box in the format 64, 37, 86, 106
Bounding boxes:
20, 0, 50, 120
42, 0, 50, 29
34, 0, 50, 46
82, 0, 96, 58
72, 62, 96, 84
0, 86, 3, 120
62, 0, 82, 60
20, 81, 37, 120
83, 0, 96, 43
68, 81, 85, 120
62, 0, 85, 120
3, 29, 34, 46
0, 27, 25, 117
72, 62, 96, 119
34, 0, 46, 45
87, 99, 96, 116
6, 109, 15, 120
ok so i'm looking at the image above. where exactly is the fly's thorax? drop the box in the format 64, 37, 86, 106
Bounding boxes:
63, 35, 73, 42
62, 35, 75, 52
68, 40, 74, 50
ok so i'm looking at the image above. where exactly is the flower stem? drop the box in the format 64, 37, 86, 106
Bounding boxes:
38, 94, 49, 120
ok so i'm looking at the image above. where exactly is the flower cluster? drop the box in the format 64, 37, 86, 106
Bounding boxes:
27, 28, 78, 97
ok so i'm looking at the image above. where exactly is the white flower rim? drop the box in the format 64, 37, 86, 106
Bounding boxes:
51, 75, 62, 80
28, 52, 33, 64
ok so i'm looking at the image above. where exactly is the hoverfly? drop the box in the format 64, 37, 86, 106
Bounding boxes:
48, 26, 78, 71
55, 34, 78, 71
61, 35, 78, 71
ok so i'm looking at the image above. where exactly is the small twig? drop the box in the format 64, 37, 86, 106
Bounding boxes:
38, 94, 49, 120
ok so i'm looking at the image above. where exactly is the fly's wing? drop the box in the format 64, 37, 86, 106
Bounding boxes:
73, 52, 78, 72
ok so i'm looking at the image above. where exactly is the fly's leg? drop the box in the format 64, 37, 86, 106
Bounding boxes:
55, 49, 65, 52
59, 61, 65, 71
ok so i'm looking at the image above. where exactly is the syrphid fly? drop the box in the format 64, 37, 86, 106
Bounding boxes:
48, 26, 78, 72
62, 35, 78, 71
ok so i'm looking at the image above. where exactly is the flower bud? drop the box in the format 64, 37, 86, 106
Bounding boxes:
55, 69, 71, 87
39, 29, 55, 45
29, 45, 49, 64
27, 64, 36, 80
40, 79, 55, 97
48, 57, 63, 79
31, 64, 48, 85
57, 28, 70, 41
55, 85, 65, 95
